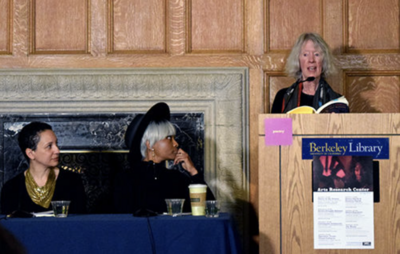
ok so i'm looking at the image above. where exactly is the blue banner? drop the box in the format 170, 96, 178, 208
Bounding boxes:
302, 138, 389, 159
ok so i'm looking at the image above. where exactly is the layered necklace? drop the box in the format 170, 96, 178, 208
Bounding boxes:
25, 168, 56, 208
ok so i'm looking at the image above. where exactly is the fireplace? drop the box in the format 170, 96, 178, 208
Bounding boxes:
0, 67, 249, 237
1, 112, 204, 213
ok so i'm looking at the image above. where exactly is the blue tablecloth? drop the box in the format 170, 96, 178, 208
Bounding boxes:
1, 213, 242, 254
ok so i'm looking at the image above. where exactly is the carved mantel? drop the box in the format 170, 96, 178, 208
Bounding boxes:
0, 67, 249, 235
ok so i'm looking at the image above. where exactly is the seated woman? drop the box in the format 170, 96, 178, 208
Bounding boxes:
0, 122, 87, 215
271, 32, 342, 113
114, 102, 214, 216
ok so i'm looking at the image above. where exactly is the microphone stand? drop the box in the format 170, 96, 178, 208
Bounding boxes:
133, 208, 157, 217
132, 161, 157, 254
299, 76, 316, 83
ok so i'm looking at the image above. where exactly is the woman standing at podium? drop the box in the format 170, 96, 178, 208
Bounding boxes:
271, 33, 342, 113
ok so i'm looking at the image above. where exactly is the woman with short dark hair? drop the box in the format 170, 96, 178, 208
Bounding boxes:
0, 121, 87, 215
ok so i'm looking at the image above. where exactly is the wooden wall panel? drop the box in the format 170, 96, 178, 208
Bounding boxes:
168, 0, 185, 55
346, 72, 400, 113
346, 0, 400, 53
108, 0, 167, 53
268, 0, 322, 52
322, 0, 343, 54
0, 0, 12, 54
30, 0, 89, 54
188, 0, 245, 53
265, 73, 294, 112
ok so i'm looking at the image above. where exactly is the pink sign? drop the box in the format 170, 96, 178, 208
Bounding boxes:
264, 118, 293, 146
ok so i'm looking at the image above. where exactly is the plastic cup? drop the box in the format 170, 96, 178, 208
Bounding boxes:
205, 200, 220, 218
165, 199, 185, 216
188, 184, 207, 216
51, 201, 71, 218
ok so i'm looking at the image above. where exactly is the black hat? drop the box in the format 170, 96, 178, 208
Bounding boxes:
125, 102, 171, 162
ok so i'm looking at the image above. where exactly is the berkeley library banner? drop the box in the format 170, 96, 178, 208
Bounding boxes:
302, 138, 389, 249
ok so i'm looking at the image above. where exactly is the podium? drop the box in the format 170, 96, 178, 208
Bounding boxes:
258, 113, 400, 254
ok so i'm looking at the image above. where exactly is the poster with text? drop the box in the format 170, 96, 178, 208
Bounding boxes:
307, 139, 379, 249
314, 192, 374, 249
313, 155, 374, 249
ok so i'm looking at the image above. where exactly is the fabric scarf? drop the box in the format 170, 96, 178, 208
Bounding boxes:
282, 78, 341, 113
25, 168, 56, 208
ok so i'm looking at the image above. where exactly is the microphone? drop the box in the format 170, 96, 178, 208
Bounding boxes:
286, 77, 316, 97
7, 210, 33, 218
299, 77, 315, 83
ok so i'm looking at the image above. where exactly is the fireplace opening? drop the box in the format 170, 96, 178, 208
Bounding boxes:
1, 113, 204, 213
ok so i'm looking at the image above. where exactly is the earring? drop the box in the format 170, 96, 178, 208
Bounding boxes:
151, 148, 155, 157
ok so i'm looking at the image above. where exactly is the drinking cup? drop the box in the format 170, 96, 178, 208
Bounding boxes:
188, 184, 207, 216
165, 199, 185, 216
51, 201, 71, 218
205, 200, 220, 218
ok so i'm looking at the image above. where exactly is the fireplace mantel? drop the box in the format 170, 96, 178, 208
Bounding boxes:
0, 67, 249, 235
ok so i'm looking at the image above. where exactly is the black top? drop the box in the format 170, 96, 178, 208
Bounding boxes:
271, 89, 314, 113
0, 169, 87, 215
113, 160, 214, 214
271, 79, 342, 113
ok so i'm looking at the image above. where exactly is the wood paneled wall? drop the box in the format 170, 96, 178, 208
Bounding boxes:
30, 0, 90, 54
1, 0, 400, 252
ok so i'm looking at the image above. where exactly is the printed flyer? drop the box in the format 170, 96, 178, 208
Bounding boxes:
304, 138, 386, 249
313, 155, 374, 249
314, 192, 374, 249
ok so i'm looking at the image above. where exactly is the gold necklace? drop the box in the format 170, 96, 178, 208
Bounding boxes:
25, 168, 56, 208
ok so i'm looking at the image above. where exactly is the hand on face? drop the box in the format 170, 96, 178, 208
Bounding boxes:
174, 148, 198, 176
299, 40, 323, 82
149, 136, 198, 176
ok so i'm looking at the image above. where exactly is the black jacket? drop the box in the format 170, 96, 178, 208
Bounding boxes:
271, 78, 342, 113
0, 169, 87, 215
113, 160, 214, 214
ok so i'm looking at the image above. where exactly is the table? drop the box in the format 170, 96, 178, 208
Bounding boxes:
0, 213, 243, 254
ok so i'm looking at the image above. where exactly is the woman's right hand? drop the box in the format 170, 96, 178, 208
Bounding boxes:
174, 148, 198, 176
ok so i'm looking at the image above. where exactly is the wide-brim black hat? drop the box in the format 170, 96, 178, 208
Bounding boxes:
125, 102, 170, 162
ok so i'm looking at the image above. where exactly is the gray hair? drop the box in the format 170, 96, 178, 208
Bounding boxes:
285, 32, 337, 79
140, 120, 176, 158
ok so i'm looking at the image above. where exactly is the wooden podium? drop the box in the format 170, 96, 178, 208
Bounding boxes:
258, 113, 400, 254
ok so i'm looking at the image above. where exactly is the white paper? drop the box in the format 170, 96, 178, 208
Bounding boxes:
314, 192, 374, 249
32, 210, 54, 217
